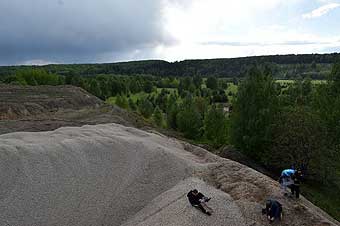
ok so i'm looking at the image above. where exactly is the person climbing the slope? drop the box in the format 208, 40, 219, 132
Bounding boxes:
279, 168, 302, 197
289, 172, 301, 199
262, 199, 283, 223
187, 189, 212, 215
279, 168, 295, 195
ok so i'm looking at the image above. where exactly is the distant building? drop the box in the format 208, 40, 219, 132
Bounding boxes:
222, 103, 232, 114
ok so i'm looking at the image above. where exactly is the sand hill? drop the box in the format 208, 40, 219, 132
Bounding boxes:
0, 123, 339, 226
0, 85, 148, 135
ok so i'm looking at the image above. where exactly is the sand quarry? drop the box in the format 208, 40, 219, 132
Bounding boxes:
0, 123, 339, 226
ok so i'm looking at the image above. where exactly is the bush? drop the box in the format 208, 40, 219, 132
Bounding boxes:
176, 97, 203, 139
153, 106, 165, 127
128, 98, 137, 111
138, 98, 154, 118
230, 66, 278, 160
15, 69, 59, 86
166, 102, 179, 130
206, 77, 218, 90
268, 107, 328, 177
204, 105, 229, 147
115, 95, 129, 109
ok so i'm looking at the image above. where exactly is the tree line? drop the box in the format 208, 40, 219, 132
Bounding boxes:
0, 53, 339, 78
231, 65, 340, 183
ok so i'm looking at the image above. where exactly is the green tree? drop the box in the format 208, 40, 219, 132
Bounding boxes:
115, 95, 129, 109
155, 89, 169, 112
176, 97, 203, 139
194, 96, 208, 117
128, 98, 137, 111
206, 77, 218, 90
230, 66, 278, 160
129, 79, 142, 94
178, 77, 193, 96
193, 76, 203, 88
314, 62, 340, 143
166, 94, 179, 130
311, 61, 317, 70
15, 69, 59, 86
270, 106, 338, 184
144, 80, 154, 93
58, 76, 66, 85
312, 62, 340, 184
153, 106, 165, 127
280, 79, 313, 106
88, 79, 102, 98
167, 102, 178, 130
219, 79, 229, 90
269, 107, 323, 170
204, 106, 229, 147
139, 98, 154, 118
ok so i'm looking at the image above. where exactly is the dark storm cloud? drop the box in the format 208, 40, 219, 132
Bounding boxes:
0, 0, 173, 65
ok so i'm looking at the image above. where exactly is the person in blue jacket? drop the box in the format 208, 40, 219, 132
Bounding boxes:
279, 168, 302, 197
279, 169, 295, 195
281, 169, 296, 177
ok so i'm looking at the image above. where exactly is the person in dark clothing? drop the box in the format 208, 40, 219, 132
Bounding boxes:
280, 169, 303, 197
187, 189, 212, 215
262, 199, 283, 222
289, 172, 301, 198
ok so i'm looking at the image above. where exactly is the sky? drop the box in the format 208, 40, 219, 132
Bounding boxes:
0, 0, 339, 65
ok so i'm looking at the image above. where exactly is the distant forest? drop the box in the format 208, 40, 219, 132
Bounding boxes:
1, 53, 340, 79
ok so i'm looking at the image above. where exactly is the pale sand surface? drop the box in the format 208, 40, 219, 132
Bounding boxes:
0, 123, 338, 226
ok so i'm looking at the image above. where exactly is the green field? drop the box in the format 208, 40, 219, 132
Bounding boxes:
276, 79, 326, 84
107, 80, 327, 106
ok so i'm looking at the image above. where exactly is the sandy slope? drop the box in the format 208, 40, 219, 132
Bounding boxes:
121, 178, 246, 226
0, 123, 338, 226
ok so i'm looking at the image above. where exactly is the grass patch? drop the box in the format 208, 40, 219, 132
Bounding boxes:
226, 83, 238, 94
275, 79, 326, 85
276, 80, 295, 84
106, 97, 116, 105
156, 88, 177, 93
224, 83, 238, 102
128, 92, 149, 102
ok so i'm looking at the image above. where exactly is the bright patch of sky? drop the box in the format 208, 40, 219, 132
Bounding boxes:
155, 0, 340, 61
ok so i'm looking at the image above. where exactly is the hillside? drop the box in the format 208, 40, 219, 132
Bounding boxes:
0, 85, 103, 120
0, 123, 338, 226
0, 85, 148, 134
0, 53, 339, 79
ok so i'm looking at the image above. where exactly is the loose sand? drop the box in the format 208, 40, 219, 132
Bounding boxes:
0, 123, 338, 226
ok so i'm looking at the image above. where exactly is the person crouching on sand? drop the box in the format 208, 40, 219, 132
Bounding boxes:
187, 189, 212, 215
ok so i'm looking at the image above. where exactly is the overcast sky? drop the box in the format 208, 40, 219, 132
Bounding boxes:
0, 0, 339, 65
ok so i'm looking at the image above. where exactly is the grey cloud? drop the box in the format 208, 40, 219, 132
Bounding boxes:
0, 0, 174, 65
